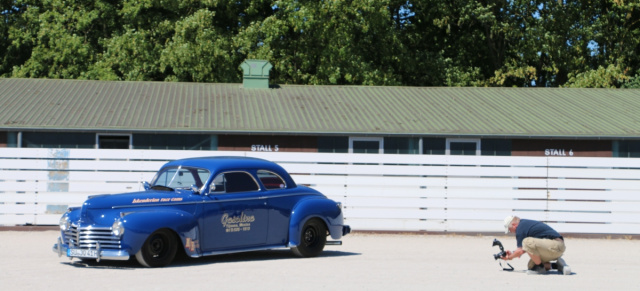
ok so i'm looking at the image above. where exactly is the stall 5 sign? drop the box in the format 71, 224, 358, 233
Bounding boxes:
545, 149, 574, 156
251, 144, 279, 152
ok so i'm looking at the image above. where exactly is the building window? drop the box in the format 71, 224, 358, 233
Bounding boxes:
349, 137, 383, 154
384, 137, 420, 154
1, 132, 10, 147
447, 138, 480, 155
97, 134, 131, 149
8, 132, 20, 147
423, 138, 445, 155
481, 139, 512, 156
614, 141, 640, 158
22, 132, 94, 148
133, 134, 217, 150
318, 137, 348, 153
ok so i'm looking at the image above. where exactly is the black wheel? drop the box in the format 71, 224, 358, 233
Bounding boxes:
135, 229, 178, 267
291, 218, 327, 257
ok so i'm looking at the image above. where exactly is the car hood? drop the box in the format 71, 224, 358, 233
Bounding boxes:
75, 190, 196, 226
83, 190, 193, 210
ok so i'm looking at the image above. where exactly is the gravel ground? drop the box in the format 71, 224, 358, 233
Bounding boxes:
1, 230, 638, 291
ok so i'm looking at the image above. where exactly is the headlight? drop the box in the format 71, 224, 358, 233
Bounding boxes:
112, 220, 125, 237
59, 216, 70, 231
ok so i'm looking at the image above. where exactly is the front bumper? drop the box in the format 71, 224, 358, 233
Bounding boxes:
343, 225, 351, 236
53, 236, 130, 261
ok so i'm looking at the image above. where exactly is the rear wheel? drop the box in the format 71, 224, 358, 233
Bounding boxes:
135, 229, 178, 267
291, 218, 327, 257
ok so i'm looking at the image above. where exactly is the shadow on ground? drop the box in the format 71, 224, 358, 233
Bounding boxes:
61, 249, 360, 269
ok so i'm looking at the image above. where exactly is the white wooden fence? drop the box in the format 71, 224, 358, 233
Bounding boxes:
1, 148, 640, 234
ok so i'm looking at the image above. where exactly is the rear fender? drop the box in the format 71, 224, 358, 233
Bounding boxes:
120, 210, 200, 257
287, 198, 344, 247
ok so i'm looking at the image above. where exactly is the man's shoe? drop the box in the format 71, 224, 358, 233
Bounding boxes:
527, 264, 547, 275
556, 257, 571, 275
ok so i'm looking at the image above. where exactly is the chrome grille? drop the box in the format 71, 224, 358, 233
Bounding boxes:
63, 224, 121, 249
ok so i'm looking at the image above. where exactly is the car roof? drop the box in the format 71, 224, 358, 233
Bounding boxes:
163, 156, 277, 170
162, 156, 297, 187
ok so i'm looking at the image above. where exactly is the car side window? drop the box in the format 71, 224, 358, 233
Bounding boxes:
257, 170, 286, 190
210, 171, 259, 193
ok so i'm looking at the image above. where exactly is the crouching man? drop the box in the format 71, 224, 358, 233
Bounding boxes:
501, 216, 569, 275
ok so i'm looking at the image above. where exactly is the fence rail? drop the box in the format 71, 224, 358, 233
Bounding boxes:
1, 148, 639, 234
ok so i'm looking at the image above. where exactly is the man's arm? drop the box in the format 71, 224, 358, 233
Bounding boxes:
502, 247, 525, 260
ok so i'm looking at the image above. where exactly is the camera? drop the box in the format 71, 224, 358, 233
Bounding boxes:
492, 238, 507, 260
492, 238, 513, 271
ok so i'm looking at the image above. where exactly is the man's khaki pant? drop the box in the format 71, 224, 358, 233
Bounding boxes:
523, 237, 566, 269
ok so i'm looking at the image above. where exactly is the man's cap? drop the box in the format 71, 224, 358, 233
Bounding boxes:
504, 215, 515, 234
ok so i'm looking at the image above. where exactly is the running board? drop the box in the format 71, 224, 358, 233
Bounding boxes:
326, 241, 342, 246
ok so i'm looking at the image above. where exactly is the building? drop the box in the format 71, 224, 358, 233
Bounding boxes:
1, 60, 640, 158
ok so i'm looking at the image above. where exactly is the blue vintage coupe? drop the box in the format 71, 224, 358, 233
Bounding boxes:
53, 156, 350, 267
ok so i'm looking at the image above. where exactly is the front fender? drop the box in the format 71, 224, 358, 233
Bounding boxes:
120, 210, 200, 257
288, 198, 344, 247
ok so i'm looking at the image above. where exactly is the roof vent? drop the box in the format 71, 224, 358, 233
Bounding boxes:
240, 59, 272, 89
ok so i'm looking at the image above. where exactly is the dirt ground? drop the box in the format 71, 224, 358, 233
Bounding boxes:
1, 230, 639, 291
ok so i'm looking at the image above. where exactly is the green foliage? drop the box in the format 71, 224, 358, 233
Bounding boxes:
160, 9, 237, 82
1, 0, 37, 77
564, 64, 627, 88
236, 0, 403, 85
85, 29, 164, 81
1, 0, 640, 87
622, 74, 640, 89
10, 0, 120, 79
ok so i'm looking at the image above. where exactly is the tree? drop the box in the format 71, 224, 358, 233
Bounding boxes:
401, 0, 508, 86
564, 64, 627, 88
582, 0, 640, 87
2, 0, 640, 87
1, 0, 31, 77
493, 0, 640, 88
88, 0, 275, 82
11, 0, 120, 79
622, 73, 640, 88
234, 0, 404, 85
84, 0, 178, 80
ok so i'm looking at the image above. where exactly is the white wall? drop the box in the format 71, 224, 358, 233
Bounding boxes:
1, 148, 639, 234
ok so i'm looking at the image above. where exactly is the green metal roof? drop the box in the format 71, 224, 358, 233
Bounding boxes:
1, 78, 640, 138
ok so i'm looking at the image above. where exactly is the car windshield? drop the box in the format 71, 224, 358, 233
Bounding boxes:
150, 166, 211, 190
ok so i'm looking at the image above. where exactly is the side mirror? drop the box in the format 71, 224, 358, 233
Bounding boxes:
201, 184, 215, 195
142, 181, 151, 191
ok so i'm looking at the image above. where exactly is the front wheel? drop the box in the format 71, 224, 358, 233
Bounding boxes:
291, 218, 327, 257
135, 229, 178, 267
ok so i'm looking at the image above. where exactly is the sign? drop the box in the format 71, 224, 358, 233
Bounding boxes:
545, 149, 574, 156
221, 212, 255, 233
251, 144, 279, 152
